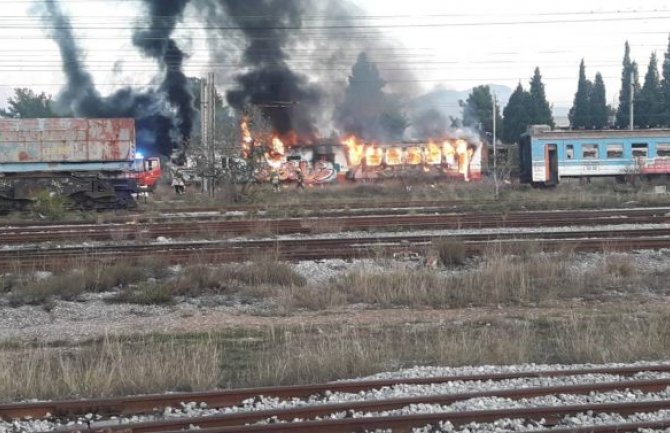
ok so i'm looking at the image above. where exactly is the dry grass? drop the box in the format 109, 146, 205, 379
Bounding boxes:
270, 252, 656, 311
225, 313, 670, 386
0, 336, 221, 401
8, 261, 155, 307
109, 260, 307, 305
3, 312, 669, 401
5, 256, 307, 307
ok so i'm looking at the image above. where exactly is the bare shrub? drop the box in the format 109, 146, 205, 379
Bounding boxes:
225, 259, 307, 287
602, 254, 637, 279
169, 265, 233, 297
108, 282, 175, 305
433, 238, 466, 267
31, 191, 71, 221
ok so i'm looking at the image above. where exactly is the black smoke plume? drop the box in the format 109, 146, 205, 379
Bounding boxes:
193, 0, 416, 142
133, 0, 195, 144
37, 0, 193, 157
217, 0, 321, 139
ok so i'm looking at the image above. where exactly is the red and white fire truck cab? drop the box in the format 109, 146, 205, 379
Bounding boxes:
132, 153, 162, 191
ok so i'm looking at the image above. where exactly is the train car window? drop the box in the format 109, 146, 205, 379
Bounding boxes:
565, 144, 574, 159
607, 144, 624, 158
632, 143, 648, 158
657, 144, 670, 157
582, 144, 599, 159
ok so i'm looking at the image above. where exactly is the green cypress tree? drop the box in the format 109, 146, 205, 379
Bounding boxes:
661, 35, 670, 126
616, 42, 641, 128
461, 85, 502, 140
502, 83, 533, 143
336, 52, 387, 140
569, 59, 591, 129
529, 67, 554, 128
639, 53, 663, 127
589, 73, 609, 129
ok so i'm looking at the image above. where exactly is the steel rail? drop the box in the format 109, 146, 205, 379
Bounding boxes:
124, 399, 670, 433
57, 378, 670, 433
2, 231, 670, 271
3, 225, 670, 255
3, 364, 670, 420
523, 420, 670, 433
1, 208, 667, 243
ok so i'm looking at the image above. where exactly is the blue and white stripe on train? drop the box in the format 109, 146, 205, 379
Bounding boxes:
519, 125, 670, 186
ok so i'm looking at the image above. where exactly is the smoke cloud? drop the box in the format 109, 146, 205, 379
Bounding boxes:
133, 0, 195, 143
194, 0, 321, 140
412, 109, 449, 140
37, 0, 194, 157
193, 0, 416, 142
40, 0, 427, 150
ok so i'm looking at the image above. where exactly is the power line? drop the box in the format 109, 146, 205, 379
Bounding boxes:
6, 14, 670, 30
3, 4, 670, 18
0, 76, 632, 87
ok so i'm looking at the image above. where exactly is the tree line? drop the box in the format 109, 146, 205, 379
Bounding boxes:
460, 37, 670, 143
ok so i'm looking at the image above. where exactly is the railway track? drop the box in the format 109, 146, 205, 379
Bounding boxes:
2, 226, 670, 271
4, 364, 670, 433
1, 207, 669, 245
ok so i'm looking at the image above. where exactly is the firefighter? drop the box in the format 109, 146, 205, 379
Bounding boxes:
270, 169, 280, 192
295, 167, 305, 190
171, 171, 186, 195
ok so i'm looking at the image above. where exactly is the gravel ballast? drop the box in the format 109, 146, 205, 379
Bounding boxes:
4, 364, 670, 433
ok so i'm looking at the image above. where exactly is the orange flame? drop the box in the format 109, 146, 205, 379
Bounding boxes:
365, 145, 384, 167
265, 135, 286, 168
405, 147, 423, 165
425, 141, 442, 165
342, 136, 366, 166
385, 147, 403, 166
442, 141, 456, 166
240, 116, 253, 158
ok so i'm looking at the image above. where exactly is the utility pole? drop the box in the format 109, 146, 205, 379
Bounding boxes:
491, 92, 499, 198
629, 71, 634, 131
200, 72, 216, 194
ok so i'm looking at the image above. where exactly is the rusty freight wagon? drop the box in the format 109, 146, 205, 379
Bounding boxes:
0, 118, 139, 210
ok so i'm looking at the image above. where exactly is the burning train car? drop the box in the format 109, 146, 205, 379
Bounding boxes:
240, 117, 483, 185
339, 136, 483, 182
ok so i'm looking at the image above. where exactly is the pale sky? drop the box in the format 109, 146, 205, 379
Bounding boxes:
2, 0, 670, 112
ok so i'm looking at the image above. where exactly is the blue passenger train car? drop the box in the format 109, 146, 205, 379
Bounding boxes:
519, 125, 670, 186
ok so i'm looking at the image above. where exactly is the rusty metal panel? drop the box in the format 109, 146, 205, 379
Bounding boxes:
0, 118, 135, 164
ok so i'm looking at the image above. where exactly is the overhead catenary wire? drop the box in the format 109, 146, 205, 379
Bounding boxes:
1, 4, 668, 104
